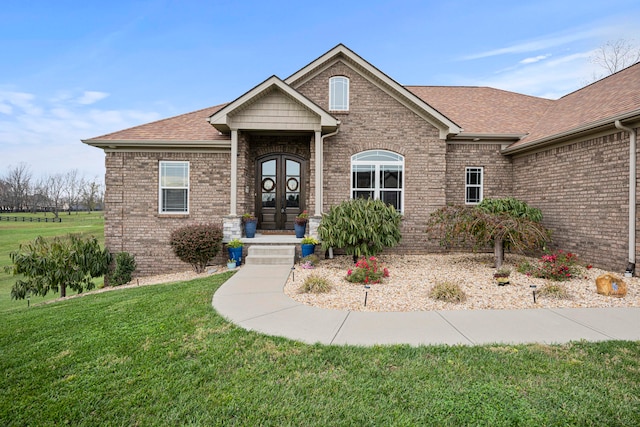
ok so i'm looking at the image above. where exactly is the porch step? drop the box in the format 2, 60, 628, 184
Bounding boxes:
245, 245, 295, 266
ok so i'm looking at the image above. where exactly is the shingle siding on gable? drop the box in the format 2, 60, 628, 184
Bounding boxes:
296, 61, 446, 252
512, 131, 635, 270
104, 151, 231, 276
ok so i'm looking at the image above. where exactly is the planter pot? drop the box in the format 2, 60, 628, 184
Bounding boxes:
301, 243, 316, 258
294, 222, 306, 238
228, 246, 243, 266
244, 220, 257, 238
227, 262, 236, 270
495, 277, 510, 286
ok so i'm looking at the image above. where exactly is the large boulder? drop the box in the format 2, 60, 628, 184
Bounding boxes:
595, 274, 627, 297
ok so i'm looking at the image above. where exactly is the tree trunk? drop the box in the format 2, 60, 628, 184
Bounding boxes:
494, 238, 504, 269
60, 283, 66, 298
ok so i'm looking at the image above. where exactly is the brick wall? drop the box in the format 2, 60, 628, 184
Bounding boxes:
296, 61, 446, 253
104, 151, 230, 276
445, 143, 514, 204
512, 131, 636, 271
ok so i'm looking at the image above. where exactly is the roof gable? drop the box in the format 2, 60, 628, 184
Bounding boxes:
285, 44, 462, 138
208, 76, 339, 133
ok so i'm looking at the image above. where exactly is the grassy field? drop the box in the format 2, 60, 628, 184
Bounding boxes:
1, 214, 639, 425
0, 212, 104, 313
1, 273, 639, 426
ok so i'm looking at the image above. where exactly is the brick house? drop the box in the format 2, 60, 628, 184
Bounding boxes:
84, 44, 640, 276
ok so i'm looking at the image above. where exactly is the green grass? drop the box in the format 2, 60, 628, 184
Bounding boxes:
1, 214, 639, 424
0, 212, 104, 312
1, 274, 639, 426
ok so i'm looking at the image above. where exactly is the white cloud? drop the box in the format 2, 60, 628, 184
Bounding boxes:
76, 91, 109, 105
0, 89, 162, 180
471, 50, 600, 99
520, 54, 551, 64
461, 28, 608, 61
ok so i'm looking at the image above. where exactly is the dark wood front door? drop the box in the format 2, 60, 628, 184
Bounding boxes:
257, 154, 305, 230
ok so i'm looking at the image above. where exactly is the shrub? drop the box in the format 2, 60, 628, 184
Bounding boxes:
518, 250, 580, 281
300, 254, 320, 269
317, 198, 402, 259
299, 274, 332, 294
537, 282, 571, 299
429, 282, 467, 303
346, 256, 390, 284
169, 224, 223, 273
227, 238, 243, 248
8, 234, 111, 299
108, 252, 137, 286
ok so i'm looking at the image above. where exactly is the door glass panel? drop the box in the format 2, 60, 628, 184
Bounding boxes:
261, 160, 276, 208
285, 160, 300, 209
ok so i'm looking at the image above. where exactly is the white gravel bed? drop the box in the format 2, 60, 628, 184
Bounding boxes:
284, 253, 640, 312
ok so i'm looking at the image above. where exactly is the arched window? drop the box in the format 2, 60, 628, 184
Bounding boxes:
351, 150, 404, 212
329, 76, 349, 111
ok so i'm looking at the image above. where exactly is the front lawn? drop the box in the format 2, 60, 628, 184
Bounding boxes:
1, 273, 639, 426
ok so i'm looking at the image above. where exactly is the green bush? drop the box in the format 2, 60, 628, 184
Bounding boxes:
537, 282, 571, 299
300, 254, 320, 267
428, 282, 467, 303
299, 274, 332, 294
317, 198, 402, 259
7, 234, 111, 299
108, 252, 137, 286
169, 224, 223, 273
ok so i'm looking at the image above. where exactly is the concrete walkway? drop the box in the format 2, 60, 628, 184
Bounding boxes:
212, 265, 640, 346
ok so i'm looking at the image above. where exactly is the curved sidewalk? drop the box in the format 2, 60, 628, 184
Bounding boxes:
212, 265, 640, 346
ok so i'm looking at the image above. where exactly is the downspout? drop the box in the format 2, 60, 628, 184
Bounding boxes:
615, 120, 637, 276
317, 123, 341, 216
318, 124, 340, 259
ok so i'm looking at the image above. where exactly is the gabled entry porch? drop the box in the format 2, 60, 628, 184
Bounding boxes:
206, 76, 339, 242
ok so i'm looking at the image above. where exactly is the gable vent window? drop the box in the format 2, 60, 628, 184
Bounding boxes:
329, 76, 349, 111
465, 167, 483, 205
159, 161, 189, 213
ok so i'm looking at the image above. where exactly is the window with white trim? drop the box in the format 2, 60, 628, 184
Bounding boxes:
351, 150, 404, 212
159, 161, 189, 213
329, 76, 349, 111
465, 167, 483, 205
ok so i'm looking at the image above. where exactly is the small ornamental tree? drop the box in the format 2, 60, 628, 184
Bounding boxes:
107, 252, 137, 286
8, 234, 111, 299
169, 223, 223, 273
426, 197, 550, 269
317, 198, 402, 260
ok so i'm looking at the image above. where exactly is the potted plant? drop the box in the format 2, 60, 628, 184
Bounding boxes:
226, 259, 237, 270
300, 235, 319, 258
227, 238, 243, 266
294, 210, 308, 238
494, 267, 511, 286
242, 213, 258, 238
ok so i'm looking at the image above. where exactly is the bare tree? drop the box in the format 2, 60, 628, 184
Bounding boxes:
3, 163, 32, 212
64, 169, 84, 214
81, 178, 104, 213
41, 173, 66, 218
590, 39, 640, 78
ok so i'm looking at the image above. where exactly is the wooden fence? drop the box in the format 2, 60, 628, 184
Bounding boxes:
0, 216, 62, 223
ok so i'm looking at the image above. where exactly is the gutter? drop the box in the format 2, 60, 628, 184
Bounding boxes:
502, 108, 640, 155
615, 120, 637, 276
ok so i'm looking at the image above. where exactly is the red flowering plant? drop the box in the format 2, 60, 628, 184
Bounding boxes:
346, 256, 390, 284
517, 249, 580, 281
294, 210, 309, 225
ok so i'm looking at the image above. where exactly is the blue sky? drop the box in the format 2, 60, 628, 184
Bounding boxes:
1, 0, 638, 182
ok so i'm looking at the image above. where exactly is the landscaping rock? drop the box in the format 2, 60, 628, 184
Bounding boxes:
595, 274, 627, 297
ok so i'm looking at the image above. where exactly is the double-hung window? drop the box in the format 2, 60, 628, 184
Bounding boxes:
159, 161, 189, 213
329, 76, 349, 111
351, 150, 404, 212
465, 167, 483, 205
